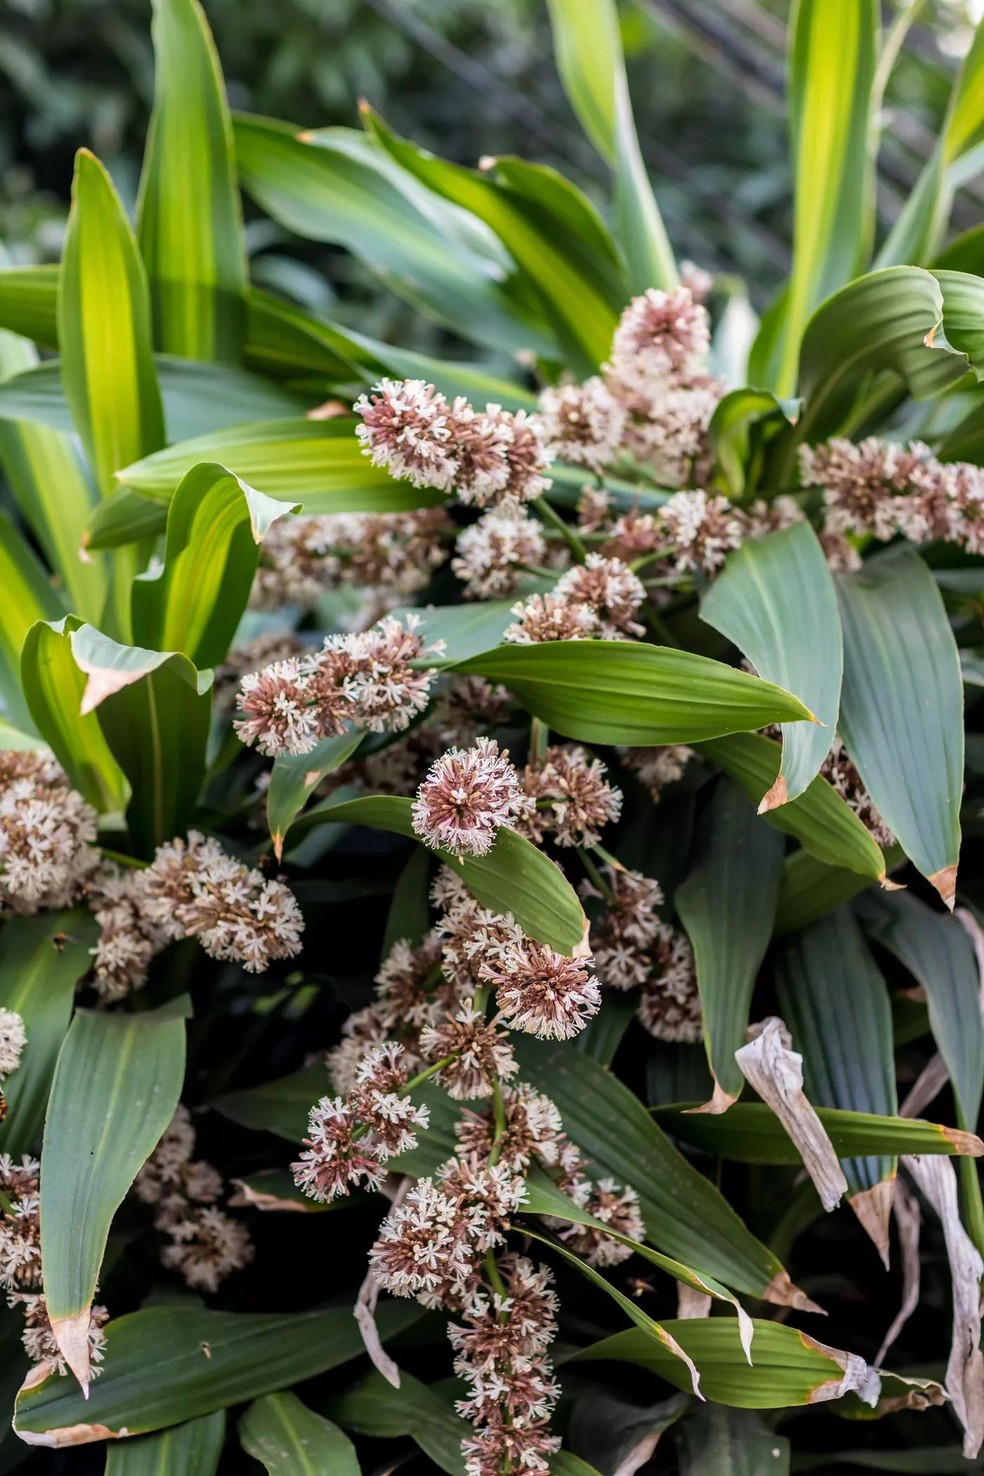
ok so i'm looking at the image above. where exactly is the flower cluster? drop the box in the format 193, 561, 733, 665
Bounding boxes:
520, 745, 623, 848
251, 507, 451, 613
355, 380, 551, 507
235, 614, 440, 758
0, 749, 98, 915
0, 1008, 26, 1079
451, 501, 549, 600
0, 1154, 108, 1377
820, 739, 894, 847
411, 737, 532, 857
506, 553, 646, 642
620, 744, 694, 802
133, 1106, 253, 1292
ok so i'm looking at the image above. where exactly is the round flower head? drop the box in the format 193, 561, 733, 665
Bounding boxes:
608, 285, 711, 396
535, 377, 626, 472
0, 1008, 27, 1078
412, 738, 531, 857
452, 504, 547, 600
480, 938, 601, 1039
354, 378, 459, 491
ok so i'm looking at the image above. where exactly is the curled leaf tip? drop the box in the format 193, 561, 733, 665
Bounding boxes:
929, 864, 957, 911
850, 1179, 895, 1271
758, 775, 787, 813
879, 874, 905, 892
763, 1268, 826, 1316
306, 399, 349, 421
686, 1079, 739, 1115
50, 1310, 93, 1398
271, 831, 284, 863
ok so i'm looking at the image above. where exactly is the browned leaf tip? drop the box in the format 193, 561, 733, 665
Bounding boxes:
762, 1268, 825, 1316
228, 1178, 320, 1213
272, 831, 285, 864
757, 774, 787, 814
879, 875, 906, 892
685, 1078, 739, 1116
849, 1178, 895, 1271
306, 399, 349, 421
939, 1125, 984, 1157
929, 864, 958, 911
49, 1310, 93, 1399
802, 1332, 881, 1407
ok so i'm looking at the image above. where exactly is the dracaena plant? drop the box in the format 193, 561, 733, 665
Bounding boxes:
1, 0, 984, 1470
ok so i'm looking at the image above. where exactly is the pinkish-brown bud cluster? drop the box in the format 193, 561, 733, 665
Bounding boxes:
411, 737, 532, 857
0, 749, 98, 915
506, 553, 646, 643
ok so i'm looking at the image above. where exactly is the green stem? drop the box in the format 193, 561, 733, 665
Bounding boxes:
532, 496, 586, 563
484, 1250, 508, 1301
579, 847, 611, 898
530, 717, 550, 765
401, 1054, 457, 1095
488, 1078, 507, 1169
590, 842, 623, 872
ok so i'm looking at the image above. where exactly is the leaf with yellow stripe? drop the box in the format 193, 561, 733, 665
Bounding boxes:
0, 512, 63, 732
137, 0, 246, 361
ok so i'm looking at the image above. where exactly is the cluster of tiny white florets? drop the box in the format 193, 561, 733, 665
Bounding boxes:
505, 553, 647, 643
0, 749, 98, 915
0, 1008, 26, 1080
411, 736, 533, 857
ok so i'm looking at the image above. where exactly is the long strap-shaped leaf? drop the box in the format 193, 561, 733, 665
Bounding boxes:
137, 0, 246, 361
676, 781, 785, 1108
105, 1412, 225, 1476
40, 998, 188, 1391
776, 908, 898, 1264
836, 549, 963, 907
239, 1393, 361, 1475
701, 523, 841, 805
0, 512, 64, 732
655, 1102, 981, 1163
544, 0, 676, 292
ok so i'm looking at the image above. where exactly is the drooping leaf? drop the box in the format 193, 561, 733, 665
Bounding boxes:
266, 729, 364, 858
239, 1393, 360, 1475
131, 462, 295, 668
776, 909, 898, 1260
697, 732, 885, 880
566, 1387, 687, 1476
513, 1038, 808, 1307
0, 910, 98, 1158
13, 1300, 420, 1447
454, 641, 814, 746
0, 513, 63, 732
675, 781, 784, 1105
674, 1406, 790, 1476
700, 523, 841, 805
233, 113, 549, 358
836, 549, 963, 905
653, 1101, 980, 1164
104, 1413, 225, 1476
137, 0, 246, 361
290, 794, 585, 955
330, 1371, 466, 1476
766, 0, 877, 395
117, 417, 445, 513
68, 624, 211, 856
21, 617, 128, 813
40, 998, 188, 1389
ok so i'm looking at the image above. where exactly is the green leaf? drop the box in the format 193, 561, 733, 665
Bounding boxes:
401, 601, 519, 666
454, 641, 814, 746
0, 263, 58, 344
239, 1393, 360, 1475
137, 0, 246, 361
13, 1300, 420, 1447
58, 150, 165, 497
0, 330, 103, 622
330, 1371, 466, 1476
769, 0, 877, 395
291, 794, 585, 956
836, 549, 963, 904
267, 729, 364, 858
513, 1038, 807, 1306
776, 910, 897, 1237
21, 617, 128, 813
362, 107, 621, 374
68, 624, 211, 856
0, 910, 98, 1158
117, 416, 445, 513
697, 732, 885, 880
675, 781, 785, 1104
40, 998, 187, 1389
707, 388, 801, 499
84, 490, 169, 554
653, 1101, 979, 1164
700, 523, 841, 804
131, 462, 295, 668
0, 512, 63, 732
105, 1413, 225, 1476
878, 20, 984, 267
212, 1063, 328, 1143
234, 113, 549, 358
773, 847, 897, 936
676, 1407, 789, 1475
858, 890, 983, 1131
244, 288, 371, 382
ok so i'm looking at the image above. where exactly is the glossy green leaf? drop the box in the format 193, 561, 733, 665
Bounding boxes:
0, 512, 63, 732
701, 523, 841, 804
84, 490, 168, 553
0, 715, 44, 750
234, 113, 548, 358
403, 601, 519, 666
13, 1300, 420, 1447
0, 910, 98, 1158
239, 1393, 360, 1475
0, 329, 103, 622
836, 549, 963, 904
770, 0, 877, 395
777, 910, 897, 1214
363, 107, 621, 373
513, 1039, 805, 1305
40, 998, 187, 1388
117, 416, 445, 513
545, 0, 676, 291
0, 263, 58, 344
267, 729, 363, 857
131, 462, 295, 668
137, 0, 246, 360
21, 616, 128, 813
878, 19, 984, 267
773, 847, 896, 936
676, 781, 785, 1103
566, 1389, 686, 1476
707, 388, 801, 499
292, 794, 585, 955
697, 732, 885, 880
330, 1371, 466, 1476
105, 1413, 225, 1476
455, 640, 813, 746
675, 1406, 789, 1476
858, 890, 983, 1131
58, 150, 165, 496
67, 625, 211, 856
654, 1101, 979, 1164
212, 1063, 328, 1143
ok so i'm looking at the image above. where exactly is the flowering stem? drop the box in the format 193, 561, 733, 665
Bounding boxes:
488, 1078, 507, 1169
401, 1055, 457, 1095
578, 847, 611, 899
530, 717, 549, 765
518, 562, 559, 580
532, 496, 586, 563
484, 1250, 507, 1301
590, 842, 624, 872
